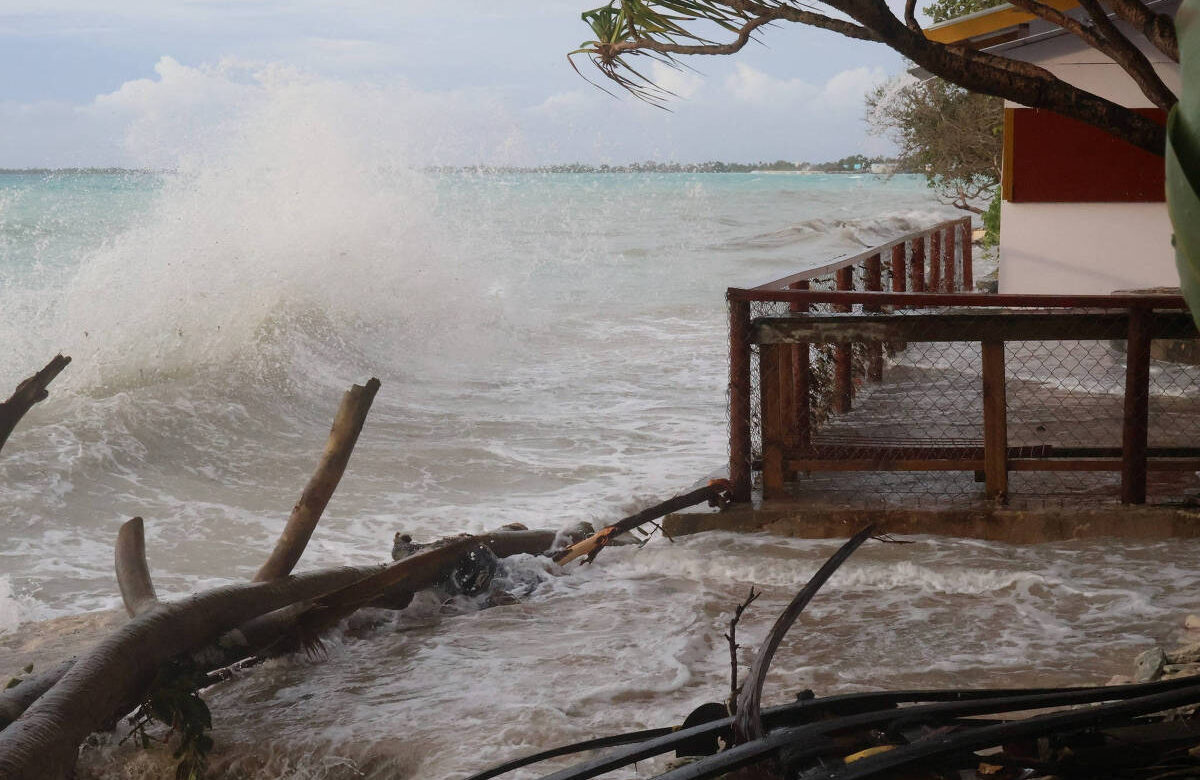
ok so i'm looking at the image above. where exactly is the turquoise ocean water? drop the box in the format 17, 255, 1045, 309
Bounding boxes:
2, 170, 1198, 779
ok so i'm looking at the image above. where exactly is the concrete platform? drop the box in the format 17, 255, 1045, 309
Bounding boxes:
665, 502, 1200, 544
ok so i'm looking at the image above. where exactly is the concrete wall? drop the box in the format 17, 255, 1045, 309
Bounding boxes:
994, 25, 1178, 295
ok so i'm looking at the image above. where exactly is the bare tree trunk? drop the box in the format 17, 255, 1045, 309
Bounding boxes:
254, 378, 381, 582
0, 355, 71, 455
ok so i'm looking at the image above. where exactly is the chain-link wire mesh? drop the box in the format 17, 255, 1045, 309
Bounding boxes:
739, 298, 1200, 509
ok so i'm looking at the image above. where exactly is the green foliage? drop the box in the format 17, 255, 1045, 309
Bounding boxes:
123, 659, 214, 780
867, 76, 1002, 214
982, 189, 1001, 251
1170, 0, 1200, 328
921, 0, 1004, 23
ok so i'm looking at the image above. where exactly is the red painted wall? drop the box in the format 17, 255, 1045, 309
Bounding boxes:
1006, 107, 1166, 203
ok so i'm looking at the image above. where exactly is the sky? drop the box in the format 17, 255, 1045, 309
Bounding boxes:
0, 0, 910, 168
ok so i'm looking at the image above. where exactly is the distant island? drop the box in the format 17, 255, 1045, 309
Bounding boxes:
0, 155, 912, 176
429, 155, 911, 174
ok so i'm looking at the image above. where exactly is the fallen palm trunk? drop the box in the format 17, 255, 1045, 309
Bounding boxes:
0, 354, 70, 455
733, 525, 875, 743
554, 481, 731, 565
0, 524, 571, 760
0, 566, 380, 780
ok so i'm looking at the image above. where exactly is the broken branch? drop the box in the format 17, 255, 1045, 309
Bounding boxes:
725, 586, 760, 714
554, 480, 731, 565
0, 355, 71, 455
733, 524, 876, 744
254, 378, 381, 582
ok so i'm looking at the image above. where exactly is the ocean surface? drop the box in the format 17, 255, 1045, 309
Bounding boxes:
2, 168, 1199, 779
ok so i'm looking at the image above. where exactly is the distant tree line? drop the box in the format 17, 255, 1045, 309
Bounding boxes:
428, 156, 912, 175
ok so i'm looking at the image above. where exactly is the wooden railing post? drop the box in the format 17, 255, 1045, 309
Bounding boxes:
911, 236, 926, 292
864, 253, 883, 382
891, 243, 906, 293
890, 242, 909, 350
942, 225, 957, 292
834, 266, 854, 413
728, 296, 753, 502
789, 281, 811, 452
961, 218, 974, 291
929, 229, 943, 292
981, 340, 1008, 502
760, 343, 785, 499
1121, 306, 1152, 504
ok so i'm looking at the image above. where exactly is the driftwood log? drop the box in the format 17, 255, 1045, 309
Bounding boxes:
0, 354, 70, 454
0, 566, 377, 778
255, 378, 380, 582
0, 369, 715, 778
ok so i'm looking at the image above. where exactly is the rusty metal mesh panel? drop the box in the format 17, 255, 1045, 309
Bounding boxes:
751, 306, 1200, 508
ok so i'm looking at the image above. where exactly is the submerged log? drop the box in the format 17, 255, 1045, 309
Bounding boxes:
554, 481, 731, 565
254, 378, 381, 582
0, 354, 70, 455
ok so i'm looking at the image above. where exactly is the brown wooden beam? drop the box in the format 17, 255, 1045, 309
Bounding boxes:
788, 281, 811, 452
981, 340, 1008, 501
727, 289, 1188, 310
1122, 306, 1152, 504
728, 297, 753, 502
753, 311, 1197, 345
929, 229, 942, 292
911, 237, 926, 292
834, 267, 854, 413
760, 343, 785, 499
788, 458, 986, 472
961, 218, 974, 291
942, 225, 957, 292
864, 252, 883, 382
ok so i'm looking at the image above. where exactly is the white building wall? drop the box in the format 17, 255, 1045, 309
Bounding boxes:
999, 201, 1178, 294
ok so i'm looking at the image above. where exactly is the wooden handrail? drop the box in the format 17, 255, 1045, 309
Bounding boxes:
749, 217, 968, 291
728, 289, 1190, 309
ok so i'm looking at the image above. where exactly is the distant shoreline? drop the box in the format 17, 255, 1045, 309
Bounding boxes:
0, 159, 912, 176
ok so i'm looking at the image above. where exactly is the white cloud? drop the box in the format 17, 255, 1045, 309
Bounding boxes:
649, 62, 704, 100
724, 62, 819, 105
724, 62, 886, 110
821, 65, 889, 108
